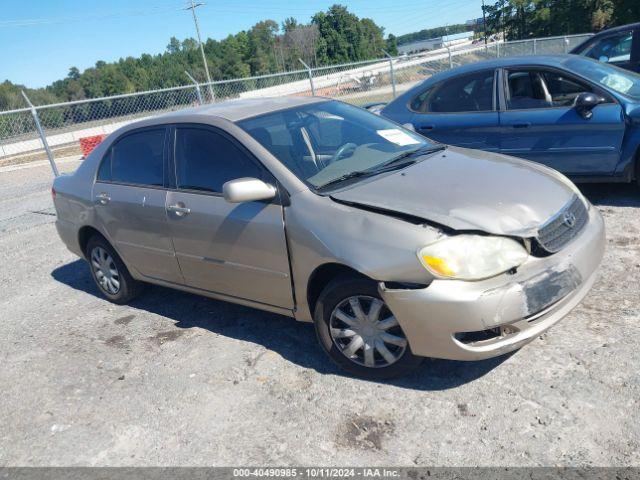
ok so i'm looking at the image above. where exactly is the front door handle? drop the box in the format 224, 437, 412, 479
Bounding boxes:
512, 122, 531, 129
417, 124, 435, 131
96, 192, 111, 205
167, 203, 191, 217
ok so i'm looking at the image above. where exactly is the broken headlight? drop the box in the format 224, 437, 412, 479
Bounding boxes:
417, 235, 529, 281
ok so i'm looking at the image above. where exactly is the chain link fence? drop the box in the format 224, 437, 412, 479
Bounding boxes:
0, 33, 592, 171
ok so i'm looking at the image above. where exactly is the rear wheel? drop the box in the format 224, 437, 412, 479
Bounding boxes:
314, 275, 423, 379
86, 235, 142, 304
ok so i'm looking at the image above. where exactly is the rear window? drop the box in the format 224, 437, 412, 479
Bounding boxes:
410, 70, 495, 113
102, 129, 165, 186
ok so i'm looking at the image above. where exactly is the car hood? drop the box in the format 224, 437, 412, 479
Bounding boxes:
330, 146, 577, 236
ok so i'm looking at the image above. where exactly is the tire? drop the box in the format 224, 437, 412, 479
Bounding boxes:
86, 235, 142, 304
313, 275, 423, 379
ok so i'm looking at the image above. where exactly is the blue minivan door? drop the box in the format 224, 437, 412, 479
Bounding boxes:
499, 68, 625, 175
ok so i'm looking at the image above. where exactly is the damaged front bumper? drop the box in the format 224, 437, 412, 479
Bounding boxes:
379, 206, 605, 361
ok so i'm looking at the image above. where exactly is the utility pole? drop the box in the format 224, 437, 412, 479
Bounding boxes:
481, 0, 488, 45
185, 0, 214, 100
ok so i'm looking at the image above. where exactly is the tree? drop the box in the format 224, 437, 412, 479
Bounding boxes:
247, 20, 279, 75
611, 0, 639, 25
281, 24, 320, 68
386, 34, 398, 56
166, 37, 181, 54
312, 4, 388, 65
482, 0, 635, 40
68, 67, 80, 80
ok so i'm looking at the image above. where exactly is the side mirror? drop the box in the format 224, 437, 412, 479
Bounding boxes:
574, 92, 602, 119
364, 102, 387, 115
222, 177, 277, 204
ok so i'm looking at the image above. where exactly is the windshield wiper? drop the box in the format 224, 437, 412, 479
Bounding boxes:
316, 145, 446, 191
316, 170, 375, 191
376, 144, 446, 170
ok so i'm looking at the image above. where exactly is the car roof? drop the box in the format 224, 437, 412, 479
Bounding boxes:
158, 95, 327, 123
421, 54, 592, 81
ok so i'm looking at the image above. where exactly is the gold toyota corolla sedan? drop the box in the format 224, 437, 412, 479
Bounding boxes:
52, 97, 605, 379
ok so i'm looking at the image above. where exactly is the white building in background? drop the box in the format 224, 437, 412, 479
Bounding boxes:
397, 31, 475, 55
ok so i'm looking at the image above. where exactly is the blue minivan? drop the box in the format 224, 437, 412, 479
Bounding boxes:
380, 55, 640, 184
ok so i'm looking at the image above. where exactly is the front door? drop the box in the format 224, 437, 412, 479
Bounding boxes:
499, 68, 626, 175
93, 127, 183, 283
410, 69, 500, 151
166, 125, 294, 309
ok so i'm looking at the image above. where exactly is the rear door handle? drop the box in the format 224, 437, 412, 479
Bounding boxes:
96, 192, 111, 205
512, 122, 531, 129
417, 124, 435, 131
167, 204, 191, 217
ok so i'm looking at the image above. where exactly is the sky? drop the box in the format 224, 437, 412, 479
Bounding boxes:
0, 0, 482, 88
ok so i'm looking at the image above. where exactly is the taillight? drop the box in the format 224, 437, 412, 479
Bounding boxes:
51, 186, 56, 199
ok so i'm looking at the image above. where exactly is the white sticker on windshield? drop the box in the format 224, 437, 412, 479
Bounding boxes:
377, 129, 421, 146
601, 73, 633, 93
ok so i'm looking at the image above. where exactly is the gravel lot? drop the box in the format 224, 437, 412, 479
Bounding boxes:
0, 159, 638, 467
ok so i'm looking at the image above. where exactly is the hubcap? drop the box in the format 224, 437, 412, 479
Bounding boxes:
90, 247, 120, 295
329, 295, 407, 368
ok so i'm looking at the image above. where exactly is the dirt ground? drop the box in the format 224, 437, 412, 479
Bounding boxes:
0, 159, 638, 466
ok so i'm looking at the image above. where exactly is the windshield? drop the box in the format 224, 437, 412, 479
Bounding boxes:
237, 100, 436, 189
566, 57, 640, 100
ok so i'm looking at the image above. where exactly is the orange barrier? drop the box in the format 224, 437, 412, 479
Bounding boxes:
79, 135, 106, 158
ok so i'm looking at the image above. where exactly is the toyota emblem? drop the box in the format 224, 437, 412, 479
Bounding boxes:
563, 211, 577, 228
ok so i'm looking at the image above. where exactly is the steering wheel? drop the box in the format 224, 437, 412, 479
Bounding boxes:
330, 143, 357, 163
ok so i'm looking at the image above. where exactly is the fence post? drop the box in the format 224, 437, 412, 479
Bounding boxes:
563, 36, 569, 53
21, 91, 58, 177
382, 49, 397, 99
447, 46, 453, 69
299, 59, 315, 96
533, 38, 537, 54
185, 71, 204, 105
497, 42, 500, 57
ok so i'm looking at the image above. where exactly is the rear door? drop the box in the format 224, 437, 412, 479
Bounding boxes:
93, 127, 183, 284
165, 125, 294, 309
498, 67, 626, 175
409, 69, 500, 151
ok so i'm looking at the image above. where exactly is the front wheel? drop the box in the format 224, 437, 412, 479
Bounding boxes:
86, 235, 142, 304
314, 276, 423, 379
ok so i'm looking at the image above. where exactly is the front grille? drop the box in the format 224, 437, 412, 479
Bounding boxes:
536, 195, 588, 254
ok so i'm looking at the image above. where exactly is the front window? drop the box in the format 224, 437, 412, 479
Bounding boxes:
238, 101, 438, 190
506, 69, 597, 109
174, 127, 265, 193
566, 57, 640, 100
